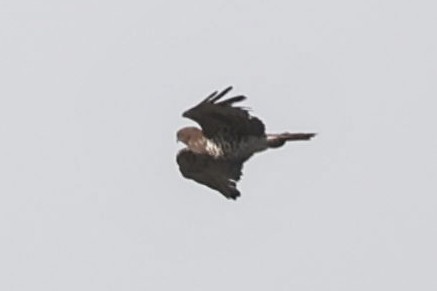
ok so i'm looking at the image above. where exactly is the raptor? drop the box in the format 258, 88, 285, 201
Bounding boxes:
176, 86, 315, 199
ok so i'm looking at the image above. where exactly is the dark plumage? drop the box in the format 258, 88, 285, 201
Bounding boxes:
177, 86, 315, 200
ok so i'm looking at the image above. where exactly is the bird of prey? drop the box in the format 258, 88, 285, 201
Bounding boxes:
176, 86, 315, 200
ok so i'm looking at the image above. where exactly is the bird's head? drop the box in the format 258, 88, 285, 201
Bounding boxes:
176, 127, 203, 145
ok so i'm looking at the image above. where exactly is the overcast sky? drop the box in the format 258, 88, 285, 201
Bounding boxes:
1, 0, 436, 290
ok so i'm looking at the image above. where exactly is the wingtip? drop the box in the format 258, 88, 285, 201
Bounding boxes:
210, 86, 233, 102
226, 195, 240, 200
181, 110, 190, 118
204, 90, 218, 101
224, 189, 241, 200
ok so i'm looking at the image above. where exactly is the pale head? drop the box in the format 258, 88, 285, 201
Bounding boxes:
176, 127, 204, 145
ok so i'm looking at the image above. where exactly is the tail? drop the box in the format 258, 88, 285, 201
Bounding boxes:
267, 132, 316, 148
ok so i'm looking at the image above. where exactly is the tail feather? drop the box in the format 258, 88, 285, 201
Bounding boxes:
267, 133, 316, 148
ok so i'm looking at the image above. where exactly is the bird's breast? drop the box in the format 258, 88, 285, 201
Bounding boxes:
205, 139, 224, 157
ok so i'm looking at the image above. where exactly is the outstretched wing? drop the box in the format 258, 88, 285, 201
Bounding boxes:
176, 149, 244, 200
182, 86, 265, 140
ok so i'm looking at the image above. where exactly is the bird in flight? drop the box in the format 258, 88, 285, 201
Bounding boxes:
176, 86, 315, 200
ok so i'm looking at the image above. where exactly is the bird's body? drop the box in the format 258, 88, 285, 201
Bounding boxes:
177, 126, 268, 159
176, 86, 315, 200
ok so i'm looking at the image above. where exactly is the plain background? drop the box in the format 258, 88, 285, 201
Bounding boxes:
1, 0, 436, 290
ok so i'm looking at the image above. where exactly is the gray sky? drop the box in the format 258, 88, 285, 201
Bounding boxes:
1, 0, 436, 290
